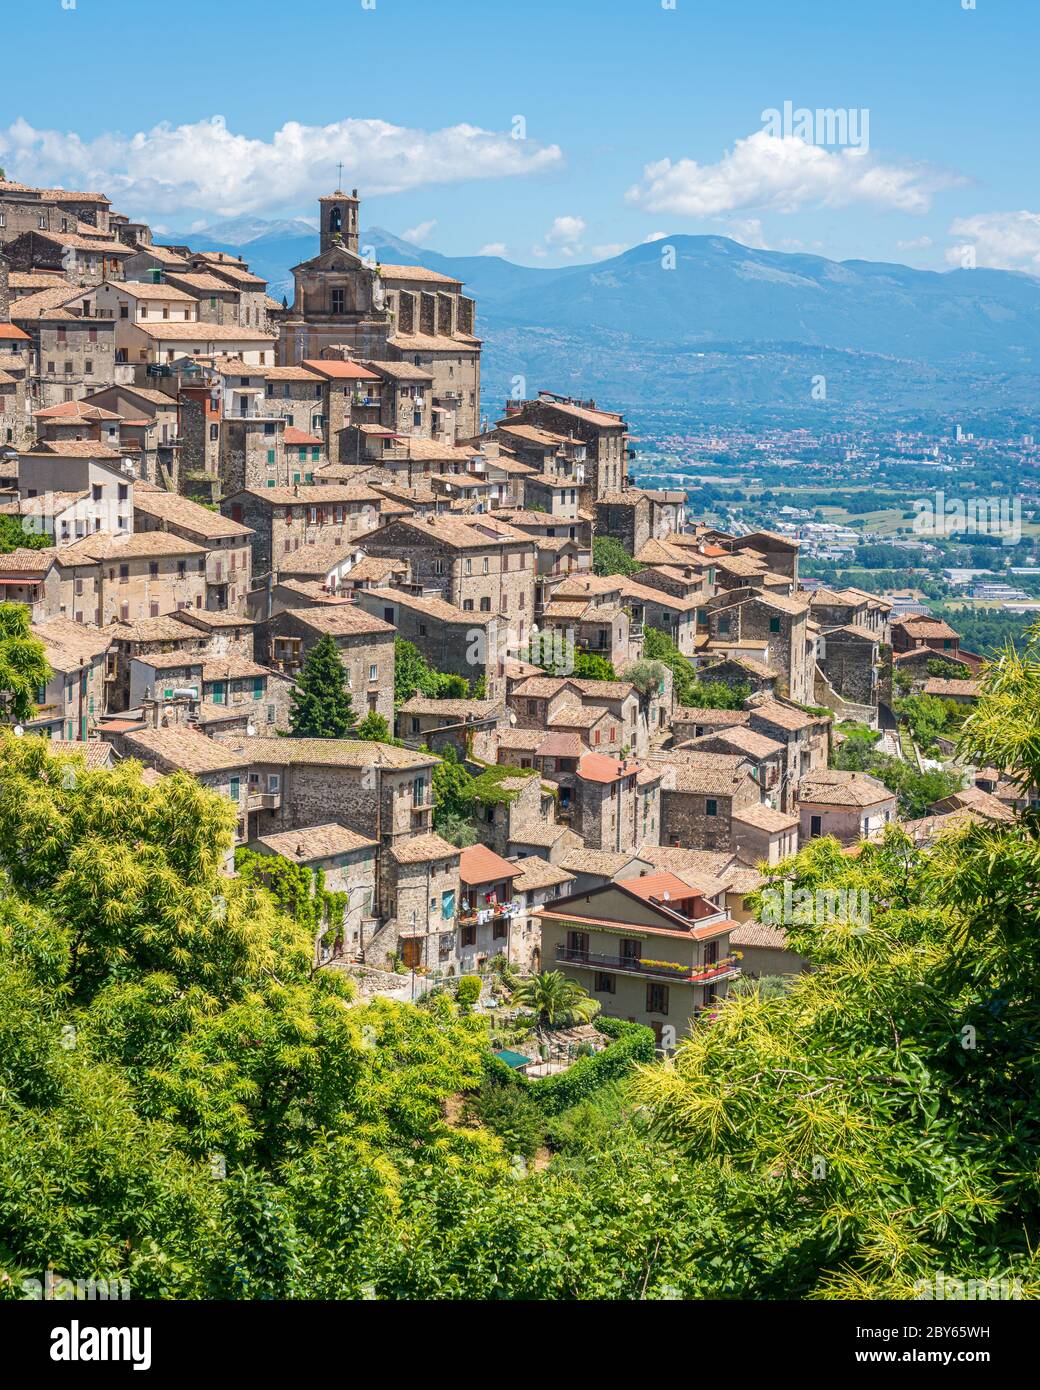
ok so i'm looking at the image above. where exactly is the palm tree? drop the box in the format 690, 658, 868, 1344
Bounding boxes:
513, 971, 600, 1028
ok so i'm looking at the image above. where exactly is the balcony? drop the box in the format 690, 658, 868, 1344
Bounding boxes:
247, 790, 281, 811
556, 944, 740, 985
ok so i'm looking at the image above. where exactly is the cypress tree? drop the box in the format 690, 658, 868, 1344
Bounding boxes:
288, 635, 355, 738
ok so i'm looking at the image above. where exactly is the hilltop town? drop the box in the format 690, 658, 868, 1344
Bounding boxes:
0, 177, 1002, 1046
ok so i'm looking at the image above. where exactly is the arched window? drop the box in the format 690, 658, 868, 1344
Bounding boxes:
329, 207, 342, 234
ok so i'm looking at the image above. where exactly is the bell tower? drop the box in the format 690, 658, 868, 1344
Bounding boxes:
319, 188, 360, 256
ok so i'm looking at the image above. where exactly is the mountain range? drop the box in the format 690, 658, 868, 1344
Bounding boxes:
165, 218, 1040, 419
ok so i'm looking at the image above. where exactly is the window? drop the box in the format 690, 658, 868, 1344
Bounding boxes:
810, 815, 822, 838
369, 664, 378, 682
769, 616, 781, 634
646, 983, 669, 1015
595, 973, 616, 994
149, 561, 159, 578
705, 798, 717, 817
461, 924, 477, 947
717, 615, 731, 635
229, 777, 240, 802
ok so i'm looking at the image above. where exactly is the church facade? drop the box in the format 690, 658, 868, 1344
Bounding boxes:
278, 190, 482, 439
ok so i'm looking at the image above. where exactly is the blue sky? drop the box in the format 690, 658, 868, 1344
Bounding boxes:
1, 0, 1035, 272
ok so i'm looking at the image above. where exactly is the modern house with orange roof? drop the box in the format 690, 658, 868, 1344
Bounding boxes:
536, 871, 741, 1045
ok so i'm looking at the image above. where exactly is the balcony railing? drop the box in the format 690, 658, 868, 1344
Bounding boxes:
556, 945, 740, 984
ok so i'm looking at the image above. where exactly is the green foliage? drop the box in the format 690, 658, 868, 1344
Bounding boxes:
623, 659, 666, 699
465, 1079, 546, 1159
0, 604, 52, 725
8, 627, 1040, 1300
456, 975, 482, 1009
354, 711, 394, 743
592, 536, 641, 578
431, 747, 535, 838
0, 517, 52, 555
832, 733, 962, 818
895, 692, 957, 749
288, 635, 354, 738
234, 848, 348, 950
927, 657, 970, 680
542, 648, 617, 681
394, 638, 472, 708
642, 626, 747, 708
512, 971, 600, 1028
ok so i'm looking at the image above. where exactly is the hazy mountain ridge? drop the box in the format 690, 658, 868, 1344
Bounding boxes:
162, 220, 1040, 413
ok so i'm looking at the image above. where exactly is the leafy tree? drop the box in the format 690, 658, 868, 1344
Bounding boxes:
927, 657, 970, 680
641, 626, 748, 707
623, 658, 666, 700
592, 536, 641, 578
0, 603, 52, 725
513, 971, 600, 1028
0, 517, 52, 555
895, 692, 954, 749
354, 711, 392, 742
394, 638, 471, 706
288, 635, 354, 738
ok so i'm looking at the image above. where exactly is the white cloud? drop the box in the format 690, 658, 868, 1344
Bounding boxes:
0, 114, 563, 221
403, 219, 437, 245
897, 235, 934, 251
626, 130, 960, 219
945, 211, 1040, 272
643, 231, 669, 243
589, 243, 628, 261
477, 242, 508, 257
723, 217, 769, 249
545, 214, 587, 246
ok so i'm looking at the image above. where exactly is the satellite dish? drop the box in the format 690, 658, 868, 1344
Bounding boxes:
13, 724, 25, 738
246, 722, 257, 737
662, 890, 670, 901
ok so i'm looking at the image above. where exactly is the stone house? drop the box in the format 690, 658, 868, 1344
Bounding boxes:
382, 833, 462, 973
540, 573, 635, 671
536, 872, 740, 1046
4, 228, 130, 284
478, 771, 558, 858
816, 623, 880, 712
573, 751, 662, 853
354, 585, 505, 701
27, 617, 111, 741
730, 802, 800, 867
132, 487, 253, 614
396, 696, 506, 761
222, 484, 385, 581
260, 604, 396, 724
619, 576, 698, 655
250, 823, 379, 964
798, 770, 897, 845
13, 297, 116, 408
704, 587, 813, 706
500, 395, 627, 498
361, 514, 536, 643
890, 613, 962, 658
670, 706, 750, 744
53, 530, 209, 626
656, 750, 761, 852
127, 652, 295, 735
746, 698, 831, 812
115, 724, 253, 845
679, 724, 786, 804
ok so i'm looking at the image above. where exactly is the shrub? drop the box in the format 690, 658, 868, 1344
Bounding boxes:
456, 976, 482, 1009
